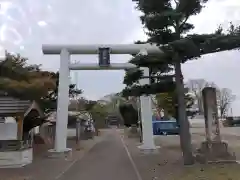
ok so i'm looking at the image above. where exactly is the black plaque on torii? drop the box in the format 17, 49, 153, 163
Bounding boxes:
98, 47, 111, 67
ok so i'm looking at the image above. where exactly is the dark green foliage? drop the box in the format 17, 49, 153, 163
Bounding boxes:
23, 110, 48, 133
123, 69, 142, 86
162, 32, 240, 63
119, 104, 138, 127
67, 115, 78, 128
122, 54, 175, 95
136, 0, 209, 43
122, 81, 176, 97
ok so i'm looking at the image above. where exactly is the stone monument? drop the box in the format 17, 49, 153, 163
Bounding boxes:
195, 87, 236, 163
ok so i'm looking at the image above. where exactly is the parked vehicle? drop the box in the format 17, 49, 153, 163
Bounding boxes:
106, 114, 121, 127
224, 116, 240, 127
152, 120, 179, 135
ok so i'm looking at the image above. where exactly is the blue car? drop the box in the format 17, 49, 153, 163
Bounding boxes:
152, 120, 179, 135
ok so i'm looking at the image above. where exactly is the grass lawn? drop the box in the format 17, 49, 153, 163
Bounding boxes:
175, 163, 240, 180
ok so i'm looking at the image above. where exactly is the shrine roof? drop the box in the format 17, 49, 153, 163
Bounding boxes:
0, 92, 43, 117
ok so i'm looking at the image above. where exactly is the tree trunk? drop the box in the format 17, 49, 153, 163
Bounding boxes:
175, 58, 194, 165
197, 97, 204, 114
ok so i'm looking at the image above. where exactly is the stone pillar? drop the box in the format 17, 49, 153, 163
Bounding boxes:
138, 67, 158, 152
48, 49, 72, 157
195, 87, 236, 163
202, 87, 221, 143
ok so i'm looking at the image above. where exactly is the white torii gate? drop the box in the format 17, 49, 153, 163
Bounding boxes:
42, 44, 164, 154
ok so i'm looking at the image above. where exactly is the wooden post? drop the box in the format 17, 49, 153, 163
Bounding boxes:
76, 119, 81, 150
16, 116, 24, 140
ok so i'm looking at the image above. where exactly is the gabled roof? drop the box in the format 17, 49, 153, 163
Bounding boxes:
0, 94, 43, 117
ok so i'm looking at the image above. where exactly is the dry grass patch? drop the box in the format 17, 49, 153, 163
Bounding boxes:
174, 163, 240, 180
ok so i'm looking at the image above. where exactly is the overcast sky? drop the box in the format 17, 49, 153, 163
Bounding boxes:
0, 0, 240, 115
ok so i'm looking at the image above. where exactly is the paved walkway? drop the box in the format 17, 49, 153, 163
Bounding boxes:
57, 129, 140, 180
0, 132, 106, 180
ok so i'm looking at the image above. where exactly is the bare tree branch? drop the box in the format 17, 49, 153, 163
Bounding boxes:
186, 79, 209, 113
216, 88, 236, 118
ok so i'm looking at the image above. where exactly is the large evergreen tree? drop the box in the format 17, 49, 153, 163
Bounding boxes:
125, 0, 240, 165
124, 0, 210, 164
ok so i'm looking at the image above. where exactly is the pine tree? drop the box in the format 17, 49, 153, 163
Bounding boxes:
125, 0, 240, 165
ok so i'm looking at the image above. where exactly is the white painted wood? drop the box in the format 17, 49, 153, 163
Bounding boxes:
0, 148, 33, 168
42, 43, 163, 55
42, 44, 162, 152
0, 123, 18, 140
69, 63, 136, 70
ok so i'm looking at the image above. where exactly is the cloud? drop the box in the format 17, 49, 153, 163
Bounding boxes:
1, 0, 240, 115
189, 0, 240, 33
0, 0, 143, 100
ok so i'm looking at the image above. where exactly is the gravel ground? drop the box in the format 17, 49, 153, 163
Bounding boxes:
2, 127, 240, 180
121, 126, 240, 180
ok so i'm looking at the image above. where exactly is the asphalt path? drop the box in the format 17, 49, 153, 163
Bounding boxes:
58, 128, 141, 180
